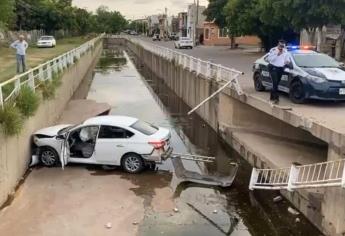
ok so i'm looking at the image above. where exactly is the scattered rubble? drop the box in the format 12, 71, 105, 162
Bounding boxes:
295, 218, 301, 223
173, 208, 179, 213
213, 210, 218, 214
288, 207, 300, 215
273, 196, 283, 203
105, 222, 112, 229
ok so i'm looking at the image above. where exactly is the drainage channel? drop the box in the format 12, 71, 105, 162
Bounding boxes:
86, 46, 322, 236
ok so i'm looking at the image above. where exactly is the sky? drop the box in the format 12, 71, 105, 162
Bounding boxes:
73, 0, 209, 19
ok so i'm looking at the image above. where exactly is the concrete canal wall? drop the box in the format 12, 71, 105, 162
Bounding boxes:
0, 41, 102, 208
106, 37, 345, 236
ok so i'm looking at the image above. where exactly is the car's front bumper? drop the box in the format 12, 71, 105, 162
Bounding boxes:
304, 80, 345, 101
37, 43, 53, 47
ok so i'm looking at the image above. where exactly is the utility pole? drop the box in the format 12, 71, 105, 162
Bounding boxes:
194, 0, 199, 46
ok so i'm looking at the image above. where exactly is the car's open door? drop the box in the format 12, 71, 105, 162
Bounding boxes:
60, 139, 69, 169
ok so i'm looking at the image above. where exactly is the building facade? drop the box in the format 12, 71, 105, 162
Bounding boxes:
187, 3, 206, 43
203, 21, 261, 46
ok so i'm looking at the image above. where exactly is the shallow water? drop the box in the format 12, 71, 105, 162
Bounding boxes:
86, 46, 322, 236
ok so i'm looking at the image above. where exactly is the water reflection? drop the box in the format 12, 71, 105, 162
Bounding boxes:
95, 49, 127, 74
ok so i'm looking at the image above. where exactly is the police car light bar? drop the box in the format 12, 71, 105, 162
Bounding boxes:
287, 45, 316, 51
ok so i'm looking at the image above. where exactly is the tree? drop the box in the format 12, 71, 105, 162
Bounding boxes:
94, 6, 127, 33
0, 0, 15, 29
204, 0, 237, 48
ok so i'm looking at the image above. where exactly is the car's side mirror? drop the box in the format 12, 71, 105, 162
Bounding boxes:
56, 134, 66, 140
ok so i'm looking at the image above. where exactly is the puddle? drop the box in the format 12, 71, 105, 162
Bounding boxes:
85, 46, 322, 236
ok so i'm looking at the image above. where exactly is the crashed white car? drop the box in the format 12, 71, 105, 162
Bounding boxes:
37, 36, 56, 48
33, 116, 172, 173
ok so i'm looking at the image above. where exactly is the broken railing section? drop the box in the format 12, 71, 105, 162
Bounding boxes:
107, 35, 244, 115
249, 158, 345, 191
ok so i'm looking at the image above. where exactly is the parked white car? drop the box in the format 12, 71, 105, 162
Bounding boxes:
33, 116, 172, 173
174, 37, 193, 49
37, 36, 56, 48
152, 34, 161, 41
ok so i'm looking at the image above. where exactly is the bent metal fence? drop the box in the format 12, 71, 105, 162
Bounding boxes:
107, 35, 244, 114
0, 34, 104, 108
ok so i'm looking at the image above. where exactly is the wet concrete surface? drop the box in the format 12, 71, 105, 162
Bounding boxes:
0, 46, 322, 236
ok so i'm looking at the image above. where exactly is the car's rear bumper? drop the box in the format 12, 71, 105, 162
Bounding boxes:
143, 147, 173, 163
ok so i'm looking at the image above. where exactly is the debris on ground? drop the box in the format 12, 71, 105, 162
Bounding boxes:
213, 210, 218, 214
288, 207, 300, 215
105, 222, 112, 229
132, 221, 139, 225
295, 218, 301, 223
173, 208, 179, 213
273, 196, 283, 203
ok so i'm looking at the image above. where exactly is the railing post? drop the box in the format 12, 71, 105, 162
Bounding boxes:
249, 168, 259, 190
341, 162, 345, 188
38, 66, 44, 81
184, 55, 188, 68
206, 62, 211, 78
14, 77, 20, 95
197, 59, 201, 75
28, 71, 35, 91
0, 86, 3, 108
47, 63, 52, 81
287, 165, 299, 191
216, 65, 222, 82
189, 57, 193, 71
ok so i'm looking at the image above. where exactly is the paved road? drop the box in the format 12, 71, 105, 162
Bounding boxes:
140, 37, 345, 136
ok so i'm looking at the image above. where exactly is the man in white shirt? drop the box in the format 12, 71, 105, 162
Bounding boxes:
10, 35, 28, 74
265, 40, 291, 104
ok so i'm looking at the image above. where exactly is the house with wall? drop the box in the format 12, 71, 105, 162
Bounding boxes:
186, 3, 206, 42
178, 12, 187, 37
203, 21, 261, 47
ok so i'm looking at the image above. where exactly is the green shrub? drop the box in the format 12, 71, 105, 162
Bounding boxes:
39, 80, 56, 100
0, 103, 24, 136
16, 86, 40, 117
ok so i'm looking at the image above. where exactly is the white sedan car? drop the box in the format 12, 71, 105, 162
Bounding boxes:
37, 36, 56, 48
33, 116, 172, 173
174, 37, 193, 49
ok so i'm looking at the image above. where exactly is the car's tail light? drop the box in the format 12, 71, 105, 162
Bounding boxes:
149, 140, 166, 149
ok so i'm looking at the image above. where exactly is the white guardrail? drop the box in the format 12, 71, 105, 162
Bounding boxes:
107, 35, 244, 115
0, 34, 104, 107
249, 159, 345, 191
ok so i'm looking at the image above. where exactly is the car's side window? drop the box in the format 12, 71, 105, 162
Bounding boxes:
98, 126, 134, 139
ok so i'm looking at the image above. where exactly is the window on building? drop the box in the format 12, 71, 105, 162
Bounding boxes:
205, 28, 209, 39
219, 28, 228, 38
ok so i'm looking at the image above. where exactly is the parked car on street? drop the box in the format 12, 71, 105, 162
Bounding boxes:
252, 46, 345, 103
174, 37, 193, 49
33, 116, 172, 173
37, 36, 56, 48
152, 34, 161, 41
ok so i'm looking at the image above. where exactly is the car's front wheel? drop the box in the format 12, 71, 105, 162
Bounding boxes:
289, 80, 306, 103
121, 153, 144, 174
254, 73, 265, 91
40, 147, 59, 167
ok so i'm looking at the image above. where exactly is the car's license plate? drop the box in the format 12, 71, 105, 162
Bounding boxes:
339, 88, 345, 95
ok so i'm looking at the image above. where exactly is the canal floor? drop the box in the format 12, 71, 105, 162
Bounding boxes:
0, 46, 322, 236
87, 47, 322, 235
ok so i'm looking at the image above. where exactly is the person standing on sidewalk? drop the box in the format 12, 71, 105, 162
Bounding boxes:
265, 40, 291, 104
10, 35, 28, 74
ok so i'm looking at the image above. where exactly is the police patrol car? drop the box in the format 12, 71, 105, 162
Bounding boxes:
252, 46, 345, 103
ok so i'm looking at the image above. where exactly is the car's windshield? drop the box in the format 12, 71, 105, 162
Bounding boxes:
58, 125, 76, 135
130, 120, 158, 135
40, 36, 53, 40
292, 53, 339, 68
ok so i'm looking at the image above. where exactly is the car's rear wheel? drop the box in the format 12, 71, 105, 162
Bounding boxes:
121, 153, 144, 174
254, 73, 265, 91
290, 80, 306, 104
40, 147, 59, 167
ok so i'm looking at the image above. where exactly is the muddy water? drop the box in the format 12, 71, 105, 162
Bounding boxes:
87, 47, 322, 236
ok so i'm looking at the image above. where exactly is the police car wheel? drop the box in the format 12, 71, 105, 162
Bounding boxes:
254, 73, 265, 91
289, 81, 306, 104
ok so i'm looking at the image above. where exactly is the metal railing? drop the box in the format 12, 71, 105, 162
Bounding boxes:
0, 34, 104, 107
249, 159, 345, 191
107, 35, 244, 115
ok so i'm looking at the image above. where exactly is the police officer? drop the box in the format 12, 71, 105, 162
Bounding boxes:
266, 40, 291, 104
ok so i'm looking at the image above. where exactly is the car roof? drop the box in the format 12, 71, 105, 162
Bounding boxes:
83, 115, 138, 127
41, 35, 54, 38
